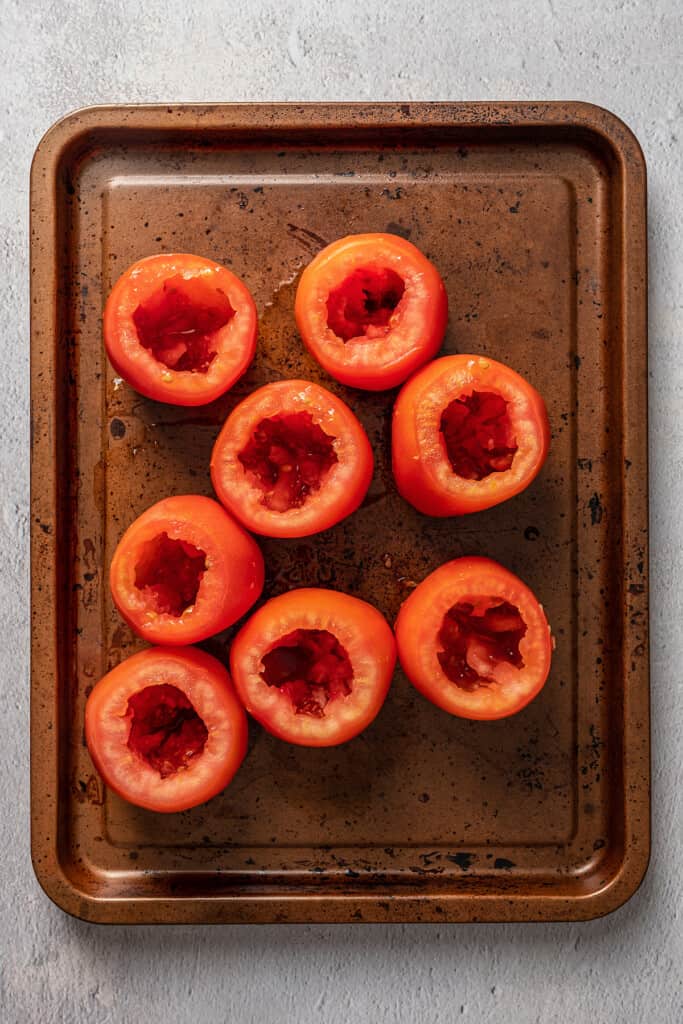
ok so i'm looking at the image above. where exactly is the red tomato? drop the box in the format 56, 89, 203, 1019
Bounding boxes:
110, 495, 264, 645
395, 557, 552, 720
230, 588, 396, 746
210, 379, 373, 538
104, 253, 257, 406
85, 646, 247, 812
392, 354, 550, 515
294, 233, 448, 390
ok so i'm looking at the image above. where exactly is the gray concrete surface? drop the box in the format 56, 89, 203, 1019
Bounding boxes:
1, 1, 681, 1021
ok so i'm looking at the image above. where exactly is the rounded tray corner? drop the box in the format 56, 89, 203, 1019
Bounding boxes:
562, 100, 647, 179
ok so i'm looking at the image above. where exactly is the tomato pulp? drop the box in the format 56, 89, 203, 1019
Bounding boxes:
104, 253, 257, 406
295, 233, 448, 390
230, 588, 397, 746
85, 646, 248, 812
395, 557, 553, 720
392, 354, 550, 515
110, 495, 264, 645
210, 380, 373, 538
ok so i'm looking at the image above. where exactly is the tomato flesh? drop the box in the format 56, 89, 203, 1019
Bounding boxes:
238, 411, 339, 513
440, 390, 518, 481
261, 628, 353, 718
437, 599, 527, 691
132, 274, 235, 373
134, 532, 206, 617
126, 683, 208, 778
327, 267, 406, 341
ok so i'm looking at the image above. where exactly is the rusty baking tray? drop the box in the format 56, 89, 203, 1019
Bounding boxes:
30, 102, 649, 923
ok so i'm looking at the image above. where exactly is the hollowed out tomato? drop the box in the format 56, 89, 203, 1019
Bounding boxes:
295, 233, 448, 390
85, 646, 248, 812
110, 495, 264, 645
104, 253, 257, 406
230, 588, 396, 746
392, 354, 550, 515
210, 380, 373, 538
395, 557, 553, 720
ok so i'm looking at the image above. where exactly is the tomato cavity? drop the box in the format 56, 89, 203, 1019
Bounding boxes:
238, 412, 338, 513
127, 683, 208, 778
327, 267, 406, 341
437, 600, 527, 691
132, 274, 234, 373
440, 390, 518, 480
260, 629, 353, 717
134, 532, 206, 617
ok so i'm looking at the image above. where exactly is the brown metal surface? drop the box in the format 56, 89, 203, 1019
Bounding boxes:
30, 102, 649, 924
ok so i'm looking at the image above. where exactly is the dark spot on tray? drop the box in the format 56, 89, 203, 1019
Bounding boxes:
346, 868, 360, 878
577, 457, 592, 471
457, 147, 469, 159
110, 418, 126, 438
524, 525, 539, 541
494, 859, 515, 870
385, 221, 411, 239
574, 355, 582, 369
588, 493, 603, 525
509, 202, 520, 213
84, 572, 96, 581
628, 583, 644, 595
418, 792, 430, 803
381, 187, 404, 200
593, 838, 606, 851
129, 850, 139, 860
447, 852, 475, 870
532, 328, 549, 340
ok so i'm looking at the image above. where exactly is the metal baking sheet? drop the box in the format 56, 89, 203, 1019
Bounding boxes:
30, 102, 649, 923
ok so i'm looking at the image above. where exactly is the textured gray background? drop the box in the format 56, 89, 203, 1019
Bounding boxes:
1, 1, 681, 1021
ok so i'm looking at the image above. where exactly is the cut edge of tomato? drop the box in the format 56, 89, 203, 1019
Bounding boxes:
394, 355, 550, 514
85, 647, 248, 813
110, 496, 264, 644
295, 234, 448, 390
230, 590, 397, 747
210, 381, 374, 537
104, 254, 257, 406
396, 559, 552, 720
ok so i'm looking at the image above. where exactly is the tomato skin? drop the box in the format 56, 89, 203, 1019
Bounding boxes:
230, 588, 397, 747
110, 495, 264, 645
210, 380, 374, 538
395, 557, 553, 721
392, 355, 550, 515
104, 253, 257, 406
85, 646, 248, 812
295, 233, 448, 391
